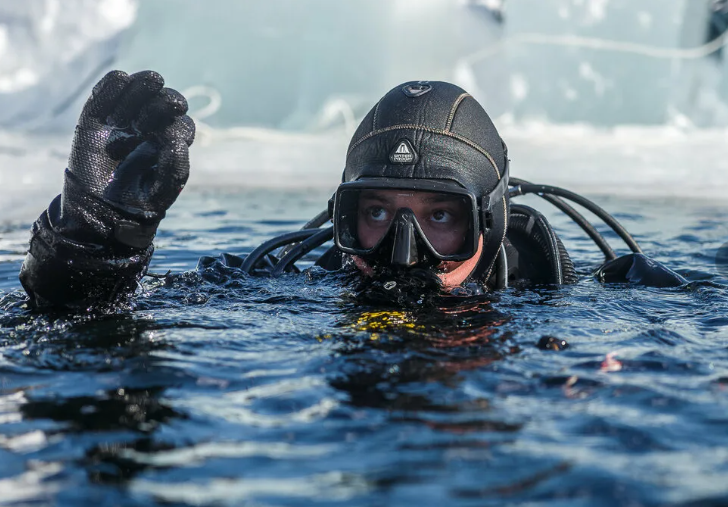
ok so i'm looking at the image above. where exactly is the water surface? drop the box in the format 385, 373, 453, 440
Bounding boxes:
1, 189, 727, 506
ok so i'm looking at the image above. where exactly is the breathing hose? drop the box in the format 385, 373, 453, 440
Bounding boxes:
509, 180, 643, 254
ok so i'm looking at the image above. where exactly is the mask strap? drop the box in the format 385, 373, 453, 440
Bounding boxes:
480, 160, 509, 229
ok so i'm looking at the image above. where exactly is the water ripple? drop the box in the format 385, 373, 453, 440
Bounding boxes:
0, 191, 727, 505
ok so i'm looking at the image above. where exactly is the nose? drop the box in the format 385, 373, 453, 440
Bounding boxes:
390, 209, 419, 267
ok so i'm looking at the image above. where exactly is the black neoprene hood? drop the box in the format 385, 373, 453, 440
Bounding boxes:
342, 80, 510, 278
344, 81, 507, 197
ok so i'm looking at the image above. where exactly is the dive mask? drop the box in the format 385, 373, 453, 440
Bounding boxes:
330, 175, 508, 266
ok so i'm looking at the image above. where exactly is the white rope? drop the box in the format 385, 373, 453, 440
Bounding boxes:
180, 85, 222, 120
463, 31, 728, 65
181, 85, 357, 145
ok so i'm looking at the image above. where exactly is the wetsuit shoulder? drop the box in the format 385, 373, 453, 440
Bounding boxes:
196, 247, 345, 276
492, 206, 577, 287
197, 252, 246, 269
315, 246, 345, 271
594, 253, 686, 287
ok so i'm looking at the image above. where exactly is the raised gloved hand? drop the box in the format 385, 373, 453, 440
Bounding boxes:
56, 70, 195, 250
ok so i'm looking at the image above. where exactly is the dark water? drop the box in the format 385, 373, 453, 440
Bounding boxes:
1, 189, 727, 506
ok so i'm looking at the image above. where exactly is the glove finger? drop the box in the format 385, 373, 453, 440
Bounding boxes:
69, 127, 121, 195
104, 141, 160, 212
149, 140, 190, 211
105, 112, 193, 171
107, 139, 190, 214
109, 70, 165, 128
179, 115, 196, 147
136, 87, 189, 134
79, 70, 130, 126
158, 114, 196, 147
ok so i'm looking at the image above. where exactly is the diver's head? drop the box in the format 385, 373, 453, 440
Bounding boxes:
331, 81, 509, 289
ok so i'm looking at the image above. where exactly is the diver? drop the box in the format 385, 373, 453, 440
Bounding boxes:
18, 70, 686, 310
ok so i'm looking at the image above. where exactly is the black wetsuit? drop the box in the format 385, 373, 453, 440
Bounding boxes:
19, 194, 574, 309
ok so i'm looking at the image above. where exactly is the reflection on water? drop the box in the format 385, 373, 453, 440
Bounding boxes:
0, 189, 727, 506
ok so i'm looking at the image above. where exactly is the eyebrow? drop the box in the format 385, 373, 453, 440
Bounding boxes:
358, 191, 462, 205
421, 194, 462, 204
359, 191, 409, 205
359, 193, 389, 205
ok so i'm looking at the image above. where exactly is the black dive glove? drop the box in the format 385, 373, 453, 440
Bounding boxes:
57, 69, 195, 249
20, 70, 195, 308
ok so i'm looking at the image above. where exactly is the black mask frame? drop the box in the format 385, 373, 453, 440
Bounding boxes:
330, 163, 509, 265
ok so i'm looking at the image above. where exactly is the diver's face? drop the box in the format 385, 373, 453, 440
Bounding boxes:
357, 189, 469, 254
354, 189, 482, 288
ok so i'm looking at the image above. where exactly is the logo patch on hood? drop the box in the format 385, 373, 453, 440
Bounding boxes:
389, 139, 417, 164
402, 82, 432, 98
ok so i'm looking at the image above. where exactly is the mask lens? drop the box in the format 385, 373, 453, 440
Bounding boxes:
334, 186, 477, 260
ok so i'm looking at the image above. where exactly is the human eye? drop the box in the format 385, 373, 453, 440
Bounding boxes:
431, 209, 453, 223
366, 206, 390, 222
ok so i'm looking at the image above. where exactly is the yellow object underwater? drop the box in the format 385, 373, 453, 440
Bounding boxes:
317, 310, 427, 342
